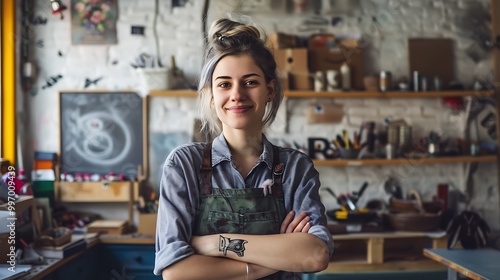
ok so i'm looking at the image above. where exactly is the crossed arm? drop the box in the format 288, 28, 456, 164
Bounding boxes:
161, 211, 330, 280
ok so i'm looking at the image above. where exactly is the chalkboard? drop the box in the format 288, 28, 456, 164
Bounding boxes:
59, 91, 143, 179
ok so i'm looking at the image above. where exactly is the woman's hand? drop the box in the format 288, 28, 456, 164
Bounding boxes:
280, 211, 311, 233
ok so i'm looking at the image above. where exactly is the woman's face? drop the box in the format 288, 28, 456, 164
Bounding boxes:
211, 54, 274, 134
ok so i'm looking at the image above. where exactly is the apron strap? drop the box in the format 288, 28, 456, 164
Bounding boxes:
272, 145, 284, 197
200, 142, 213, 195
201, 142, 283, 196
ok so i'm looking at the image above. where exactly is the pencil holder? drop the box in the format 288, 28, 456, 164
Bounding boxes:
339, 148, 360, 159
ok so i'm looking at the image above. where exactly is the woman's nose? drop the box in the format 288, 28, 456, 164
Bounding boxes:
230, 84, 246, 101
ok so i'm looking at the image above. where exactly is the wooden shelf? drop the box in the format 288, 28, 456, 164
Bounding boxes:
149, 89, 494, 98
313, 155, 497, 166
149, 90, 197, 97
284, 90, 494, 98
324, 231, 448, 273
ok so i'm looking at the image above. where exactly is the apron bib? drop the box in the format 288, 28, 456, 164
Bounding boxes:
194, 142, 295, 279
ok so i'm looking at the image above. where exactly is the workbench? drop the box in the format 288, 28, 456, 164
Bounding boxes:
424, 248, 500, 280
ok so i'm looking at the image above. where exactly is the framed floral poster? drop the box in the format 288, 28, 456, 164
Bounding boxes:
71, 0, 118, 44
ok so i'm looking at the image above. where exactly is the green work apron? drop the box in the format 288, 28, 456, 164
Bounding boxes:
194, 142, 294, 279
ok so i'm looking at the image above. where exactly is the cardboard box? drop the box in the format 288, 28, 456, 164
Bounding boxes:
273, 48, 311, 90
308, 45, 364, 90
267, 32, 299, 49
137, 213, 157, 236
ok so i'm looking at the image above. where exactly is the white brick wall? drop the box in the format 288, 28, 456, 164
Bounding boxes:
24, 0, 498, 229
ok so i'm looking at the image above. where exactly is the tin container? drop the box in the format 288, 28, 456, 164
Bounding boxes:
398, 125, 412, 154
433, 76, 442, 91
379, 71, 391, 92
421, 76, 428, 92
413, 71, 419, 92
387, 126, 399, 146
386, 143, 394, 159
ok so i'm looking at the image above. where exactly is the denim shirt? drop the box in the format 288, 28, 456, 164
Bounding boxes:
154, 133, 334, 275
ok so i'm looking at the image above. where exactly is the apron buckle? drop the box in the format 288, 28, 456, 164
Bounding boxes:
273, 163, 284, 176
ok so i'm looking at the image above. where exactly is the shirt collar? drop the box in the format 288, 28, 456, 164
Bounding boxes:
211, 133, 274, 170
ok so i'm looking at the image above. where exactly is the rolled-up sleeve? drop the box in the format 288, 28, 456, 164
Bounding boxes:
284, 149, 334, 258
153, 146, 202, 275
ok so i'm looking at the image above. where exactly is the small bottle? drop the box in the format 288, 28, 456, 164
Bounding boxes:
413, 71, 419, 92
433, 76, 442, 91
326, 70, 339, 91
386, 143, 394, 159
66, 173, 75, 182
421, 76, 428, 92
83, 173, 91, 181
340, 62, 351, 91
107, 172, 116, 181
379, 71, 391, 92
75, 173, 83, 182
314, 71, 325, 92
470, 142, 478, 156
90, 173, 101, 182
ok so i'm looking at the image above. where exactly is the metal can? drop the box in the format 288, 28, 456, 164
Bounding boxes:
413, 71, 419, 92
470, 142, 478, 156
421, 76, 428, 92
433, 76, 442, 91
379, 71, 391, 92
386, 143, 394, 159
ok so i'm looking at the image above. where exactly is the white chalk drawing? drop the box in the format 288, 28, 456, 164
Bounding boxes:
67, 111, 131, 165
60, 92, 143, 178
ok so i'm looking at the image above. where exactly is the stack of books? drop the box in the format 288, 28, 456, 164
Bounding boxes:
32, 151, 58, 207
35, 235, 87, 259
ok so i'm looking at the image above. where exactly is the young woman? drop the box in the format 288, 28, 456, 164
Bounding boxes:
154, 18, 333, 280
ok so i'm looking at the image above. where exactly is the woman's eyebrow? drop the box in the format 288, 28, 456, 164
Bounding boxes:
214, 73, 261, 80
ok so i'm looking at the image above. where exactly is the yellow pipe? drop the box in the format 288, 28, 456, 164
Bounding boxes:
1, 0, 16, 166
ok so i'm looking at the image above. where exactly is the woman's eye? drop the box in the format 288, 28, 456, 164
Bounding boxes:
218, 82, 230, 88
244, 80, 258, 86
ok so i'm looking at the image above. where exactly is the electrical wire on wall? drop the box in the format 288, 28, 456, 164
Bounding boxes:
21, 0, 33, 93
153, 0, 162, 67
17, 0, 36, 174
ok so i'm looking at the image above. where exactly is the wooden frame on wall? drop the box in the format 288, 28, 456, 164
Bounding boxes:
58, 91, 144, 180
70, 0, 118, 45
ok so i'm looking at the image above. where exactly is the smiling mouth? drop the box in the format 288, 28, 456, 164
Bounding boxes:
226, 105, 253, 113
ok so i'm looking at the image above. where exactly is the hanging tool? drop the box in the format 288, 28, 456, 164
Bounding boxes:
384, 176, 403, 199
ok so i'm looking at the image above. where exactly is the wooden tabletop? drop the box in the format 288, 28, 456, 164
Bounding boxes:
424, 248, 500, 280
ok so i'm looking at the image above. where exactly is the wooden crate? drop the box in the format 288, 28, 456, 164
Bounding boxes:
56, 181, 138, 202
55, 181, 138, 227
323, 232, 448, 273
